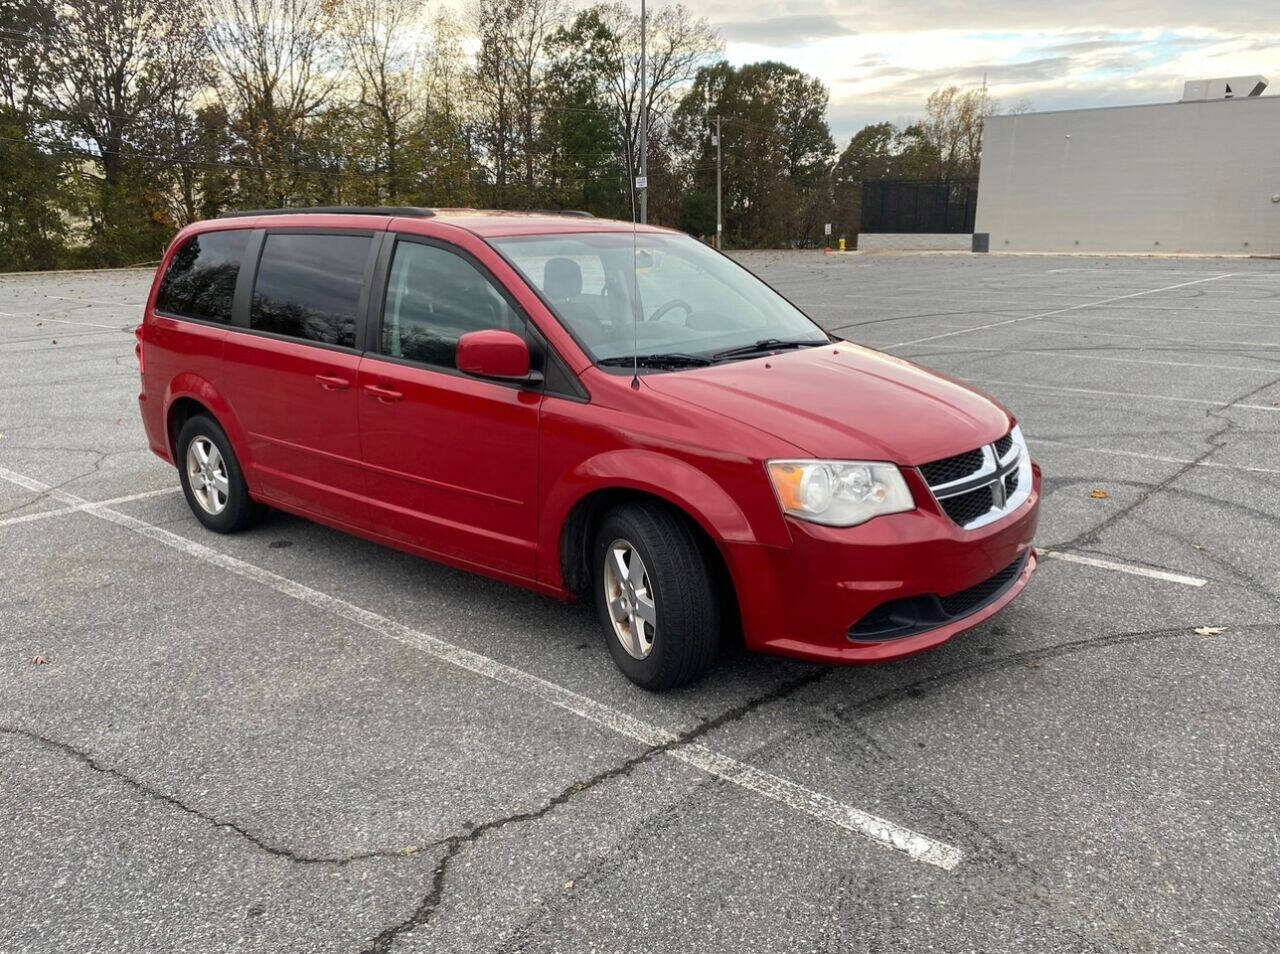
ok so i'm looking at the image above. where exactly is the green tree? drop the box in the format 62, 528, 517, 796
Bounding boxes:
546, 2, 718, 220
891, 122, 942, 179
831, 122, 897, 239
673, 60, 834, 247
0, 0, 67, 268
47, 0, 206, 264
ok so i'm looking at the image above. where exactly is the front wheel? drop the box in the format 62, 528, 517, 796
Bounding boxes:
592, 503, 720, 690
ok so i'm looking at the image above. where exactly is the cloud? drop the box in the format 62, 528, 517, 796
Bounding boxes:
696, 0, 1280, 141
703, 0, 1279, 34
852, 56, 1074, 87
715, 14, 853, 46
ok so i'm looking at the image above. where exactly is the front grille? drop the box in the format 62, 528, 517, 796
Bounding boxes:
939, 554, 1027, 616
940, 486, 994, 525
848, 551, 1031, 641
920, 429, 1029, 530
1004, 469, 1019, 498
919, 448, 984, 486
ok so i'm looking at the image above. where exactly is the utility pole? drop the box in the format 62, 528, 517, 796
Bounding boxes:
638, 0, 647, 223
714, 114, 722, 249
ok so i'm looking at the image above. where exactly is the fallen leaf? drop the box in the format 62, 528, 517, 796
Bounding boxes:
563, 880, 575, 891
1194, 626, 1225, 637
1024, 660, 1041, 670
1089, 489, 1109, 499
31, 654, 48, 665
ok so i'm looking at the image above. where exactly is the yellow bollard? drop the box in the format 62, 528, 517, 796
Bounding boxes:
838, 237, 846, 252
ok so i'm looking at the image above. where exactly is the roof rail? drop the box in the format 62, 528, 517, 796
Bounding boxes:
530, 209, 594, 218
217, 206, 435, 219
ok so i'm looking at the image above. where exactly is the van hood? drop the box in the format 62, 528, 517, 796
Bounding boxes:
642, 341, 1011, 466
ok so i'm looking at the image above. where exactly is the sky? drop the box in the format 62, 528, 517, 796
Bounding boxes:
693, 0, 1280, 143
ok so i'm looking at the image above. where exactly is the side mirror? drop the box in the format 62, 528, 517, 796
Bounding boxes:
456, 329, 537, 382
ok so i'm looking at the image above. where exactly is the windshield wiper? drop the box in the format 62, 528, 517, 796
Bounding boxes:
597, 352, 712, 369
710, 338, 828, 361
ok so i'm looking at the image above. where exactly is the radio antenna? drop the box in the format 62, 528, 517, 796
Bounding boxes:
624, 136, 641, 390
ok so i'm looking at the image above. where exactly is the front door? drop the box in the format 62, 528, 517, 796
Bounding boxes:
357, 237, 542, 579
223, 230, 376, 527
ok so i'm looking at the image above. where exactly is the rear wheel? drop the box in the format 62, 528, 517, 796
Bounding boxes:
176, 413, 265, 533
592, 502, 720, 690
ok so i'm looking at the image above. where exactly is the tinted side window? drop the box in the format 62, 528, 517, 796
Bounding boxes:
382, 242, 521, 369
156, 230, 248, 323
250, 233, 371, 348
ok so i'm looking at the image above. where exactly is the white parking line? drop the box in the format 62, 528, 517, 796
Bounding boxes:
0, 486, 180, 528
1045, 267, 1218, 274
0, 311, 124, 331
1010, 325, 1280, 351
887, 273, 1234, 348
46, 294, 134, 308
968, 378, 1280, 413
900, 345, 1277, 377
1031, 436, 1280, 477
1040, 550, 1208, 587
0, 465, 963, 871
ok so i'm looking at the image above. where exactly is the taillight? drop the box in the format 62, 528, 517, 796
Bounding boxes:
134, 324, 144, 375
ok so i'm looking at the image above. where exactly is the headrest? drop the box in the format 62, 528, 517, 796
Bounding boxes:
544, 257, 582, 300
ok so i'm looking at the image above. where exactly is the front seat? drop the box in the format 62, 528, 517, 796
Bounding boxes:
543, 256, 605, 336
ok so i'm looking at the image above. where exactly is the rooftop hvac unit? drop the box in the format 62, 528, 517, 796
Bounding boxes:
1181, 76, 1268, 101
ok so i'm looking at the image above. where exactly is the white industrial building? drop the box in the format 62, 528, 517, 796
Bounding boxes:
974, 77, 1280, 255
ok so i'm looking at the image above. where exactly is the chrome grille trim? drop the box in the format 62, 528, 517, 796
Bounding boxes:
921, 427, 1033, 530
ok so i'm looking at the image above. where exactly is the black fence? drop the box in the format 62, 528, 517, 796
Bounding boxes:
860, 178, 978, 234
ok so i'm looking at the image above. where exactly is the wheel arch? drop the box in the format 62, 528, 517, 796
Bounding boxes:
545, 450, 769, 626
163, 374, 251, 466
558, 486, 742, 642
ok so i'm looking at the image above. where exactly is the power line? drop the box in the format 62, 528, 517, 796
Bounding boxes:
1, 133, 643, 186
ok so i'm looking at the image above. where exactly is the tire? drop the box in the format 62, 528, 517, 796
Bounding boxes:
176, 413, 266, 533
592, 502, 720, 690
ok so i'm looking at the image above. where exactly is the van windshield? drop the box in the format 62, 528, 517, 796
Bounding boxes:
490, 232, 828, 365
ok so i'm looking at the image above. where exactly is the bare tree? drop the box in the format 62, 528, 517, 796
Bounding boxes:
470, 0, 518, 198
47, 0, 204, 192
923, 84, 997, 178
339, 0, 427, 202
141, 38, 217, 225
203, 0, 342, 205
505, 0, 563, 190
555, 3, 719, 181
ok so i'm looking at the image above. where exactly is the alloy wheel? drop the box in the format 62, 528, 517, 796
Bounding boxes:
186, 436, 230, 516
603, 538, 657, 659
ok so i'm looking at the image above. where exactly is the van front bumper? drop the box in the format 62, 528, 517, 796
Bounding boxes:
727, 464, 1041, 665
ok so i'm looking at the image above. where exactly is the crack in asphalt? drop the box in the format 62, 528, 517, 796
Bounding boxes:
1048, 370, 1280, 555
830, 621, 1276, 723
491, 624, 1233, 954
358, 668, 828, 954
0, 725, 436, 867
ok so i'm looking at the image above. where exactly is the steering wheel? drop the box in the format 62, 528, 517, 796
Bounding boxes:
648, 298, 693, 323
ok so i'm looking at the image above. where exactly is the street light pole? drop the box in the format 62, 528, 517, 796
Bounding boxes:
638, 0, 647, 224
714, 114, 722, 249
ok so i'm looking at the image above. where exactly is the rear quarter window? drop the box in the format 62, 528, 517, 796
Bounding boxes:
155, 230, 248, 323
250, 232, 371, 349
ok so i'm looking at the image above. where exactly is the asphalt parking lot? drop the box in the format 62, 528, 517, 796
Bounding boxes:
3, 250, 1279, 953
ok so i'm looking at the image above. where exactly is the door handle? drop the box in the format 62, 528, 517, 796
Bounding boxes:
363, 383, 403, 403
315, 374, 351, 391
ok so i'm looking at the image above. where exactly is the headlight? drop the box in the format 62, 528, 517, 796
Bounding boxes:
766, 459, 914, 527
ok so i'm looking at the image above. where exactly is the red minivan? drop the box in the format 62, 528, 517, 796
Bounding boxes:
137, 207, 1040, 689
